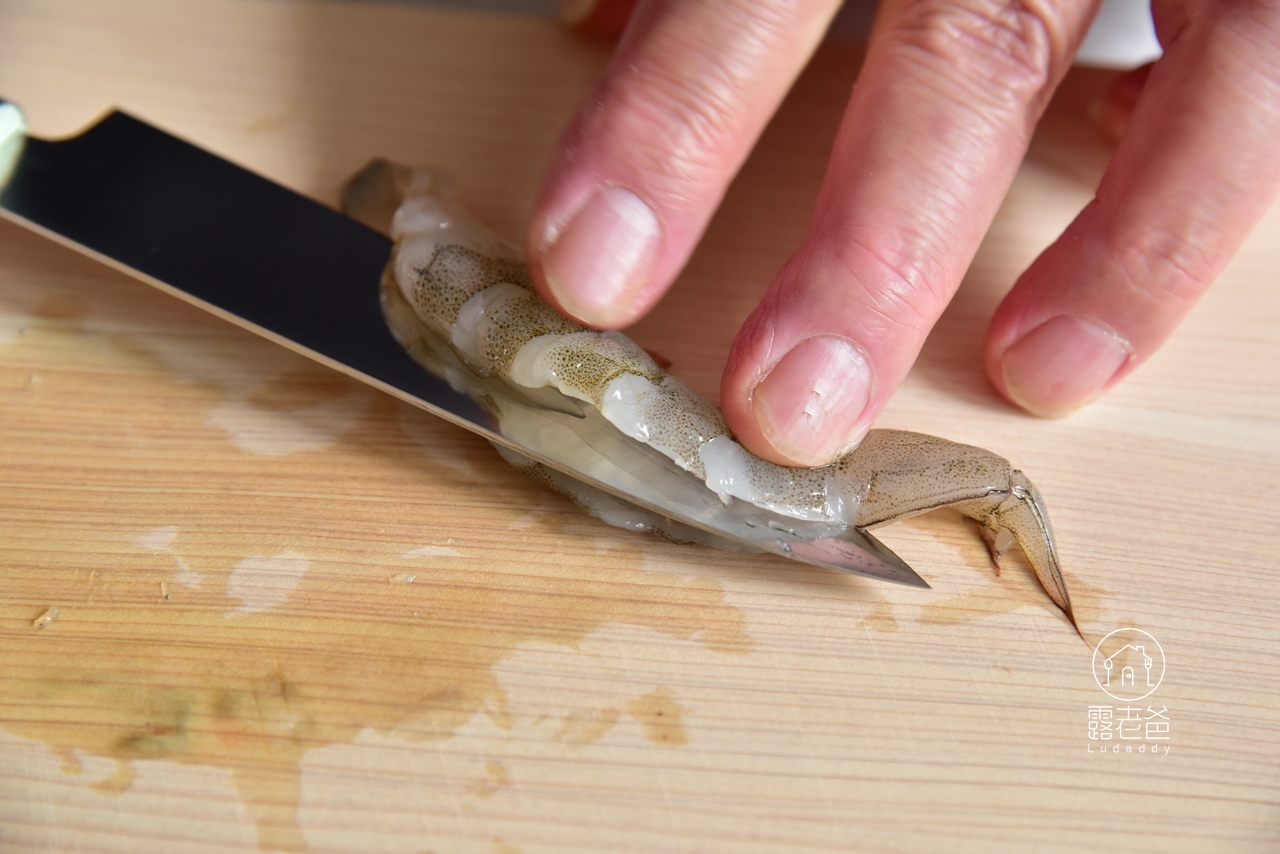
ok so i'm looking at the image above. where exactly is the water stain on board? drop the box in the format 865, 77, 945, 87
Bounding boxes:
557, 707, 622, 745
625, 688, 687, 747
466, 761, 511, 798
1, 533, 749, 852
88, 762, 137, 795
872, 509, 1109, 641
0, 310, 753, 852
245, 367, 360, 414
859, 601, 899, 633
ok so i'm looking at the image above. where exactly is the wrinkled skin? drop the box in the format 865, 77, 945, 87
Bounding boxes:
530, 0, 1280, 472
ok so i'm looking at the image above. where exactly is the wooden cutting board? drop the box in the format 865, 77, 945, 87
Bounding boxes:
1, 1, 1277, 852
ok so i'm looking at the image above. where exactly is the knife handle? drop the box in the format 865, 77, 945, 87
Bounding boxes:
0, 100, 27, 187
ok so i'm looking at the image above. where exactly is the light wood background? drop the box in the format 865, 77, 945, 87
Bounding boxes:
1, 2, 1277, 852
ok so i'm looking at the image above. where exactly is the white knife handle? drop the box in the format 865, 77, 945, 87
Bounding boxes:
0, 101, 28, 187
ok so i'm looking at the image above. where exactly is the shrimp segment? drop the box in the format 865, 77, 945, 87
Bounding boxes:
343, 160, 1075, 628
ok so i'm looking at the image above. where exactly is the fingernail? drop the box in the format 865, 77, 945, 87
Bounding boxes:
752, 336, 873, 467
541, 186, 659, 328
1001, 315, 1133, 417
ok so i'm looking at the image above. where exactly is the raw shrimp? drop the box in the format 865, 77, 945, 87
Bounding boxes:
343, 161, 1075, 630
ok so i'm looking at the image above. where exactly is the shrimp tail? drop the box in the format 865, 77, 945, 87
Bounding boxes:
953, 471, 1078, 634
842, 431, 1076, 632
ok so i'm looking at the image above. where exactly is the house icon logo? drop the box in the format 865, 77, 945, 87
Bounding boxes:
1092, 628, 1166, 701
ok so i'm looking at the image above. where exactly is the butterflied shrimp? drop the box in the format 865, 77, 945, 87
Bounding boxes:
343, 160, 1076, 631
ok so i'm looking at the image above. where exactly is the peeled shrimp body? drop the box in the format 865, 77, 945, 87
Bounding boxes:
343, 161, 1075, 629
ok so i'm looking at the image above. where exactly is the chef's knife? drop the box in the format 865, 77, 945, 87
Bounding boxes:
0, 100, 927, 588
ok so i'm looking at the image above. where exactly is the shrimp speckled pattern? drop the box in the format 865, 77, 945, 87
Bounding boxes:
346, 160, 1075, 630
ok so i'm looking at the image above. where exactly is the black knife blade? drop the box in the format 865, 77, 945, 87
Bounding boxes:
0, 100, 928, 588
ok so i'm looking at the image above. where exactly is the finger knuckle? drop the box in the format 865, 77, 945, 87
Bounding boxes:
1155, 0, 1280, 52
1114, 231, 1218, 307
891, 0, 1069, 114
833, 233, 954, 335
593, 69, 739, 209
593, 1, 793, 209
639, 70, 739, 159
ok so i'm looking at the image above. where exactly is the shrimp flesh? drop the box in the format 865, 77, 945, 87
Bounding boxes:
342, 160, 1075, 630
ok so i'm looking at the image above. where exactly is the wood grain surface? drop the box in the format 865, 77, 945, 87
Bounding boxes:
1, 2, 1277, 852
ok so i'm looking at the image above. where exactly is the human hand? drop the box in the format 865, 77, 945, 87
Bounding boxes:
526, 0, 1280, 466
